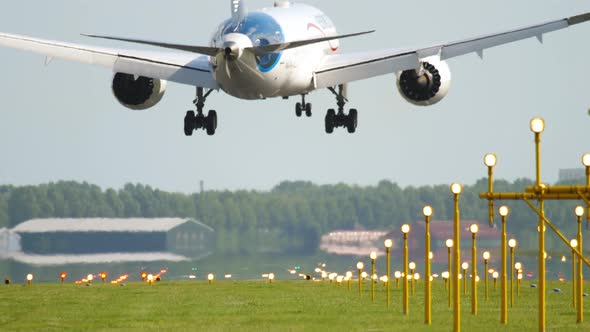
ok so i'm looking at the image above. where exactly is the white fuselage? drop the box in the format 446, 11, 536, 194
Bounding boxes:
210, 3, 338, 100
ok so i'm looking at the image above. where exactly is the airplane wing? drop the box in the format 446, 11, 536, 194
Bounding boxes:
314, 12, 590, 89
0, 32, 218, 89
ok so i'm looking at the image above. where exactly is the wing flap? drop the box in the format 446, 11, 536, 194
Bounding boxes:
314, 50, 419, 89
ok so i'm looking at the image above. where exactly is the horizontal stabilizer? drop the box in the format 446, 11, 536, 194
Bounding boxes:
82, 34, 221, 56
83, 30, 375, 57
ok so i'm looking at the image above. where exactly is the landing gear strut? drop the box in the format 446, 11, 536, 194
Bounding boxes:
325, 85, 357, 134
184, 87, 217, 136
295, 94, 312, 117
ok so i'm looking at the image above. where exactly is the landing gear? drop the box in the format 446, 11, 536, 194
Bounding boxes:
184, 87, 217, 136
295, 94, 312, 117
325, 85, 358, 134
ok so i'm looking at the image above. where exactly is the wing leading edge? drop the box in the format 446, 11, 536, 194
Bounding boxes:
0, 32, 218, 89
315, 11, 590, 89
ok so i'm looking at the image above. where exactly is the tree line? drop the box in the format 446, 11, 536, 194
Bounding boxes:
0, 179, 586, 254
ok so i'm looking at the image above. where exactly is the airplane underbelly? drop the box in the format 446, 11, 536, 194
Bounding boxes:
215, 60, 313, 100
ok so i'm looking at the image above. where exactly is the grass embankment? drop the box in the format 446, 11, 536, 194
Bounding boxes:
0, 280, 587, 331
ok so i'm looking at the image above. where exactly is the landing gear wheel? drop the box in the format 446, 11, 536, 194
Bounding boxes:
325, 109, 335, 134
347, 109, 358, 134
305, 103, 312, 117
295, 103, 302, 117
206, 111, 217, 136
184, 111, 196, 136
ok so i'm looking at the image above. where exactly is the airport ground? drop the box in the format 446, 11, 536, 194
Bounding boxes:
0, 279, 586, 331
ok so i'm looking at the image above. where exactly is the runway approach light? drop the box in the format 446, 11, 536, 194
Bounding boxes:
60, 272, 67, 283
140, 271, 148, 281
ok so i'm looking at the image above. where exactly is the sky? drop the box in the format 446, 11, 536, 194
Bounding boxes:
0, 0, 589, 193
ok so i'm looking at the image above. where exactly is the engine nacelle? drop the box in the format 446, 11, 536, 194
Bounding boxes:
396, 56, 451, 106
111, 73, 167, 111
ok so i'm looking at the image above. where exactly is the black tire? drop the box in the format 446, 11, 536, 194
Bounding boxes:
347, 109, 358, 134
184, 111, 195, 136
206, 110, 217, 136
295, 103, 302, 117
305, 103, 312, 117
325, 109, 336, 134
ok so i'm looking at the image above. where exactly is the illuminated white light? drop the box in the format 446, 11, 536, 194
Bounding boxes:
370, 251, 377, 260
470, 224, 479, 234
409, 262, 416, 270
583, 153, 590, 167
508, 239, 517, 248
483, 251, 490, 260
530, 117, 545, 133
401, 224, 410, 234
384, 239, 393, 248
446, 239, 454, 248
394, 271, 401, 278
462, 262, 469, 270
499, 206, 510, 217
26, 274, 33, 281
356, 262, 364, 270
484, 153, 497, 167
451, 183, 463, 195
423, 206, 433, 217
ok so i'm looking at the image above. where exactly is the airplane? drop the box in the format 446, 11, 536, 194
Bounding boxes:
0, 1, 589, 136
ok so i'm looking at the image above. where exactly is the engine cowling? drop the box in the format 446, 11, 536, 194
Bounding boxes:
111, 73, 167, 111
396, 56, 451, 106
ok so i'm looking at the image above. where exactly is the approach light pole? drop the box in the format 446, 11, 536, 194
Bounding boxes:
509, 239, 517, 308
423, 205, 433, 324
575, 206, 585, 323
499, 205, 509, 324
402, 224, 411, 315
370, 251, 377, 303
384, 239, 393, 307
446, 239, 454, 308
470, 224, 479, 315
357, 262, 364, 298
483, 251, 490, 301
451, 182, 462, 332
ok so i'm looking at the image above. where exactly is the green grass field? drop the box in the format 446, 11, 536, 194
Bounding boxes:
0, 279, 587, 331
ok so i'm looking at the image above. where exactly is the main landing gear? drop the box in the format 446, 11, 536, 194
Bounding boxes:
295, 94, 312, 117
325, 85, 357, 134
184, 87, 217, 136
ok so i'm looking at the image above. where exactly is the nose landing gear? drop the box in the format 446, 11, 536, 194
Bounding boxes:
295, 94, 312, 117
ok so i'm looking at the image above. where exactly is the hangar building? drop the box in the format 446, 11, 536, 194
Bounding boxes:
12, 218, 214, 258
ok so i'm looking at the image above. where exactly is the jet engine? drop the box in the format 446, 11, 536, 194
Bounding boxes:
396, 56, 451, 106
111, 73, 167, 110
